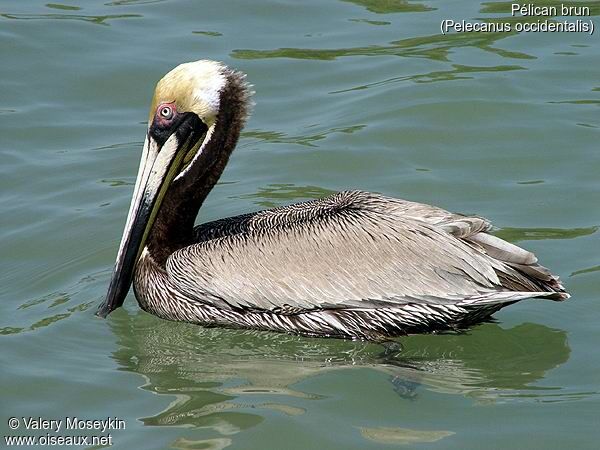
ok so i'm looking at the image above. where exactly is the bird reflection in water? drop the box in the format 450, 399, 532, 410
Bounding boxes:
109, 310, 569, 441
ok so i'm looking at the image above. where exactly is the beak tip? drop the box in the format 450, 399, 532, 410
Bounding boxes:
95, 302, 114, 319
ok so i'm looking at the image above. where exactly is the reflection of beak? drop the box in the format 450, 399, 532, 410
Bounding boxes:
97, 114, 205, 318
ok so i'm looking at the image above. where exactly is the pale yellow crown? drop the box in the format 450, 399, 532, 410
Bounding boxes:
149, 60, 228, 127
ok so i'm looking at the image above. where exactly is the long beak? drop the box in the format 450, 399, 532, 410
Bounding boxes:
96, 123, 199, 318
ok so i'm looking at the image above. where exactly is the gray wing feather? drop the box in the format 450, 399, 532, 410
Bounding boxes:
467, 233, 537, 265
167, 191, 566, 312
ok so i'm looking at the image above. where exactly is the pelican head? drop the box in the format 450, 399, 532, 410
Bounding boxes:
97, 60, 250, 318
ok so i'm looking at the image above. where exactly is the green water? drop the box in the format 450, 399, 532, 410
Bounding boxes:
1, 0, 599, 448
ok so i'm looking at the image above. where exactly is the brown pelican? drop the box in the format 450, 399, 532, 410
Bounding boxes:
96, 60, 569, 340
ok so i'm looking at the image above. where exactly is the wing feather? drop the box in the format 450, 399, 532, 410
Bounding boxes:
167, 191, 566, 311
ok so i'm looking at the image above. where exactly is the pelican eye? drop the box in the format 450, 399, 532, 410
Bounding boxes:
159, 106, 173, 120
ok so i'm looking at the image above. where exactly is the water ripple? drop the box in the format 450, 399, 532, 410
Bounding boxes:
232, 31, 535, 62
0, 12, 141, 25
342, 0, 436, 14
494, 226, 598, 243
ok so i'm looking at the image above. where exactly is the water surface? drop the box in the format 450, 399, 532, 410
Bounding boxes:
1, 0, 599, 448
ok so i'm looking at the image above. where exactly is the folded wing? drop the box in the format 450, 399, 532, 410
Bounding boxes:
166, 191, 567, 311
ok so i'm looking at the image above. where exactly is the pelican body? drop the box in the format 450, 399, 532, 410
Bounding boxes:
97, 60, 568, 340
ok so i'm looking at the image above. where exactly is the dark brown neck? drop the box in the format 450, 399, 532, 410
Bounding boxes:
146, 72, 249, 266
